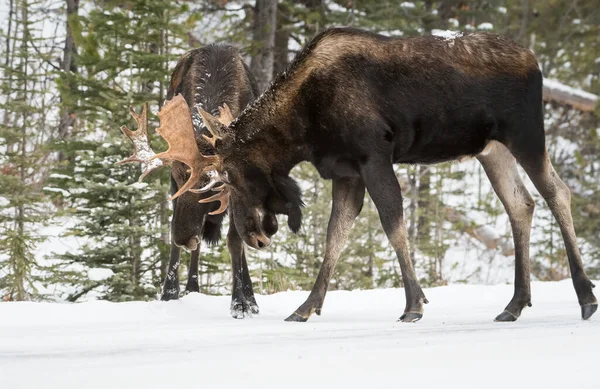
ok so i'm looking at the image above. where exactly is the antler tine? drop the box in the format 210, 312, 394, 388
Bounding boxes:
217, 103, 234, 126
188, 169, 221, 194
198, 185, 230, 215
117, 104, 164, 182
198, 106, 225, 148
153, 94, 223, 201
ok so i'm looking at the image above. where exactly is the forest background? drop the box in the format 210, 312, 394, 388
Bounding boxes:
0, 0, 598, 302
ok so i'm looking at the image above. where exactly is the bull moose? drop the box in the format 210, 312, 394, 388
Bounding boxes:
133, 28, 598, 323
119, 44, 279, 318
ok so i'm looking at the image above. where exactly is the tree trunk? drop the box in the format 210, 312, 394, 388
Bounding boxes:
15, 0, 31, 301
57, 0, 79, 162
543, 78, 598, 113
250, 0, 277, 92
272, 2, 291, 78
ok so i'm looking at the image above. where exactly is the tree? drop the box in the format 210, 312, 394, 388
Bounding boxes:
48, 0, 191, 301
0, 0, 58, 300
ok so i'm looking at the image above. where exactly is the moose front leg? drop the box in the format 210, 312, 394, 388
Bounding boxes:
184, 247, 200, 294
228, 219, 259, 318
161, 243, 182, 301
240, 243, 259, 313
360, 160, 428, 322
285, 177, 365, 322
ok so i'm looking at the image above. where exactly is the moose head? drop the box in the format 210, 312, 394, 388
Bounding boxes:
194, 105, 304, 250
118, 94, 289, 250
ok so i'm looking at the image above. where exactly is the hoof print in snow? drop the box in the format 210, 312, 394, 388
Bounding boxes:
494, 310, 518, 322
284, 312, 309, 322
398, 312, 422, 323
581, 304, 597, 320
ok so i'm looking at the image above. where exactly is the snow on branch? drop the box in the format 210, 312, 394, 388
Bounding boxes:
543, 78, 598, 113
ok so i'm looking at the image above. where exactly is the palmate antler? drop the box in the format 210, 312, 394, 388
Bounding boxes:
117, 94, 231, 214
117, 104, 164, 181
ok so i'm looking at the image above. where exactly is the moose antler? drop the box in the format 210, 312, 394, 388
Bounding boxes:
152, 94, 222, 200
118, 94, 231, 213
197, 103, 233, 148
198, 184, 230, 215
117, 104, 164, 182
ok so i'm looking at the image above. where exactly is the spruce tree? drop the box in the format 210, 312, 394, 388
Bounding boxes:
49, 0, 191, 301
0, 0, 57, 300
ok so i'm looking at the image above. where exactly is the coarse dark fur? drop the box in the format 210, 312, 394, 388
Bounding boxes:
161, 44, 278, 318
202, 27, 598, 323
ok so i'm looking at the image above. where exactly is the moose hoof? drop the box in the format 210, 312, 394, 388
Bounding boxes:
160, 288, 180, 301
230, 299, 259, 319
284, 312, 309, 322
581, 304, 597, 320
184, 285, 200, 295
398, 312, 422, 323
494, 310, 518, 322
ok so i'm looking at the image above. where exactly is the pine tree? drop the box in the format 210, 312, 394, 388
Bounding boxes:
0, 0, 58, 300
48, 0, 191, 301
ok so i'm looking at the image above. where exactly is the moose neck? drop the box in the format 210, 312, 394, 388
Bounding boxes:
229, 85, 310, 175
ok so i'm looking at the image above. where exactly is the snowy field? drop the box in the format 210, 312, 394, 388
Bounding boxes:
1, 281, 598, 389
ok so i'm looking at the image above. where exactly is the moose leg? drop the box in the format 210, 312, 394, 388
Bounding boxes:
518, 150, 597, 320
161, 243, 182, 301
228, 219, 259, 318
478, 142, 535, 321
240, 244, 259, 314
184, 247, 200, 294
360, 161, 428, 322
285, 177, 365, 322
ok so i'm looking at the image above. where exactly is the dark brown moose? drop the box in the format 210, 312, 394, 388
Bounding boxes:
119, 45, 278, 318
156, 28, 598, 323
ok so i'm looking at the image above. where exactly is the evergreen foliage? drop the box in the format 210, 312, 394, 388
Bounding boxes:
0, 0, 598, 301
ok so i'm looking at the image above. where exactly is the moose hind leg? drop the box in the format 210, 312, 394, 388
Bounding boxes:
518, 150, 597, 319
478, 142, 535, 321
161, 244, 182, 301
285, 177, 365, 322
360, 160, 427, 322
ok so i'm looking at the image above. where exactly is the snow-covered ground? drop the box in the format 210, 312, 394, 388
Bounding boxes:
1, 281, 598, 389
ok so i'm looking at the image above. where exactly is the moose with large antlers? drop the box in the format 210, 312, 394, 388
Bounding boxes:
119, 45, 279, 317
124, 27, 597, 323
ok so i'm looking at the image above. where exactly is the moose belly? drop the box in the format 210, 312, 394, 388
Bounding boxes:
313, 155, 361, 180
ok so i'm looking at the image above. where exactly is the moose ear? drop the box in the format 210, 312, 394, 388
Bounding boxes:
268, 175, 304, 233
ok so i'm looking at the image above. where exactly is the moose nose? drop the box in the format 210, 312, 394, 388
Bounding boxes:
185, 237, 199, 251
175, 236, 199, 251
251, 233, 271, 250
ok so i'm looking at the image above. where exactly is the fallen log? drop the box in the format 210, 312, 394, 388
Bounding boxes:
543, 78, 598, 113
444, 207, 514, 256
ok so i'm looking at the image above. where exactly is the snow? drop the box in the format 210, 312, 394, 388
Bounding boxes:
88, 268, 114, 281
49, 173, 72, 180
544, 78, 599, 102
42, 187, 71, 197
1, 281, 597, 389
431, 29, 463, 41
477, 22, 494, 30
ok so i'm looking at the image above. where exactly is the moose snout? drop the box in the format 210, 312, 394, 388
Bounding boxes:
249, 232, 271, 250
174, 236, 199, 251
